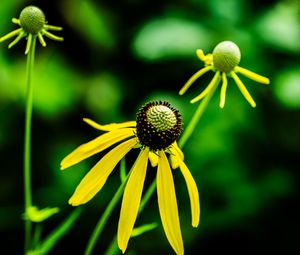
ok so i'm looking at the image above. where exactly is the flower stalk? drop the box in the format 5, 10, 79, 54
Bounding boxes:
179, 83, 218, 148
24, 35, 37, 253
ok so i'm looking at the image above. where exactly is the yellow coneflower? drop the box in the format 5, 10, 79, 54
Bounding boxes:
61, 101, 200, 255
179, 41, 270, 108
0, 5, 63, 54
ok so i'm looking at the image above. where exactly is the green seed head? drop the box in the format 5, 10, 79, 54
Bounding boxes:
146, 105, 177, 131
212, 41, 241, 72
19, 6, 45, 34
136, 101, 182, 151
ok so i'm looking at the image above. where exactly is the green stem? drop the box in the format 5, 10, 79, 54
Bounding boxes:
32, 223, 43, 250
139, 180, 156, 213
24, 36, 37, 253
178, 86, 217, 148
37, 208, 83, 254
84, 174, 130, 255
104, 236, 118, 255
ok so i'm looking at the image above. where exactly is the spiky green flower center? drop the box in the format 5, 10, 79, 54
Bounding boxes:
19, 6, 45, 34
136, 101, 182, 151
146, 105, 177, 131
212, 41, 241, 72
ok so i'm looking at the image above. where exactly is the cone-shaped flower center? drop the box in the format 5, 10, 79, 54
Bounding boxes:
136, 101, 182, 151
212, 41, 241, 72
19, 6, 45, 34
146, 105, 177, 131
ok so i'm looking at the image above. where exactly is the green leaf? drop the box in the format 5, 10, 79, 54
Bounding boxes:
23, 206, 59, 223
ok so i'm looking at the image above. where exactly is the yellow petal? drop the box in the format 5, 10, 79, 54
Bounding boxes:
170, 155, 179, 169
169, 147, 200, 227
219, 72, 228, 108
0, 28, 22, 42
196, 49, 206, 61
179, 66, 212, 95
190, 71, 221, 104
171, 141, 184, 160
42, 30, 64, 41
231, 72, 256, 107
8, 30, 26, 49
177, 158, 200, 227
157, 150, 184, 255
25, 33, 32, 55
148, 151, 159, 167
38, 33, 46, 47
61, 128, 135, 170
118, 147, 149, 253
169, 142, 184, 169
83, 118, 136, 131
68, 138, 137, 206
235, 66, 270, 84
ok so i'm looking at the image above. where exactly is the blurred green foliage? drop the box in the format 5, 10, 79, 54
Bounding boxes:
0, 0, 299, 254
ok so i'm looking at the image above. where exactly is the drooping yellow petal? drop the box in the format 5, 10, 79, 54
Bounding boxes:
169, 147, 200, 227
42, 30, 64, 41
12, 18, 21, 25
38, 33, 46, 47
0, 28, 22, 42
118, 147, 149, 253
148, 151, 159, 167
190, 71, 221, 104
44, 24, 63, 31
235, 66, 270, 84
179, 66, 212, 95
171, 141, 184, 160
196, 49, 206, 62
177, 159, 200, 227
196, 49, 213, 66
25, 33, 32, 54
61, 128, 135, 170
169, 142, 184, 169
231, 71, 256, 108
68, 138, 137, 206
8, 30, 26, 49
83, 118, 136, 131
219, 72, 228, 108
157, 150, 184, 255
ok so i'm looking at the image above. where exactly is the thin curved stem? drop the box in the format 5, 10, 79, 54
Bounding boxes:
24, 36, 37, 253
179, 82, 218, 148
139, 179, 156, 213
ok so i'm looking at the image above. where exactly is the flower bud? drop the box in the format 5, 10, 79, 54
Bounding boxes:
19, 6, 45, 34
213, 41, 241, 72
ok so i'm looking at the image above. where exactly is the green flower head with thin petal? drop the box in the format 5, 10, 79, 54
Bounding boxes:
179, 41, 270, 108
0, 5, 63, 54
61, 100, 200, 255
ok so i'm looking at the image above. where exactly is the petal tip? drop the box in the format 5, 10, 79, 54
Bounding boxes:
192, 220, 200, 228
265, 78, 270, 84
68, 197, 79, 206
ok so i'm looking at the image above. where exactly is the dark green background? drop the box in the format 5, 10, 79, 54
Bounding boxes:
0, 0, 299, 254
